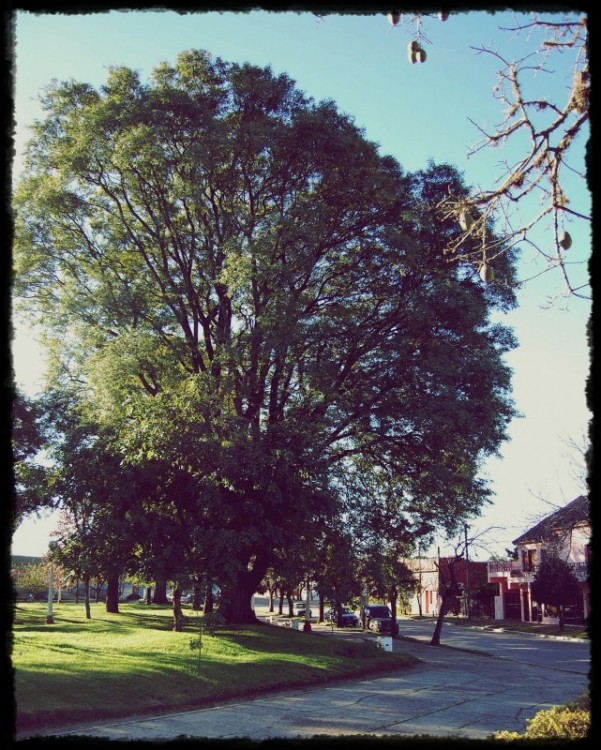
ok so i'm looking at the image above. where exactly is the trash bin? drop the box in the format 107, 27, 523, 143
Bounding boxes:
377, 635, 393, 652
291, 618, 300, 630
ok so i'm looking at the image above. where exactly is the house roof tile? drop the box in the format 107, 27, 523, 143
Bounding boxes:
512, 495, 589, 545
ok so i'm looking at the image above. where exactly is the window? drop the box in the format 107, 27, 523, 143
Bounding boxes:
521, 548, 537, 572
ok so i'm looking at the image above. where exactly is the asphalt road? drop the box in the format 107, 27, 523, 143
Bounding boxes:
24, 617, 590, 743
396, 616, 591, 674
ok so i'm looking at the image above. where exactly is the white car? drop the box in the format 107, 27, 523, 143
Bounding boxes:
167, 591, 193, 603
294, 602, 313, 618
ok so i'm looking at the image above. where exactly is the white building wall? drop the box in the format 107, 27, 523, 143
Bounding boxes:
405, 558, 439, 616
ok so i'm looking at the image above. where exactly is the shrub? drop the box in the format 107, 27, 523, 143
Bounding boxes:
526, 697, 590, 739
334, 641, 383, 659
492, 694, 590, 741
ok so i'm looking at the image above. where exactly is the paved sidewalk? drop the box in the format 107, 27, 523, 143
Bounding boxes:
21, 623, 589, 743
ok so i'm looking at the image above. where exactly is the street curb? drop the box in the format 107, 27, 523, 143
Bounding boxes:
455, 623, 589, 643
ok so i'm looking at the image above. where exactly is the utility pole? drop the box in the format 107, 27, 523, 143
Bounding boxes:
417, 541, 423, 616
464, 523, 471, 620
436, 546, 440, 616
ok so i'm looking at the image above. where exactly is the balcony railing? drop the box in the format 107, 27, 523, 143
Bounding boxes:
488, 560, 589, 579
488, 560, 522, 574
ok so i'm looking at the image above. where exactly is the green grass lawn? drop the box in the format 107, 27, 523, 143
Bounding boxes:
12, 601, 419, 735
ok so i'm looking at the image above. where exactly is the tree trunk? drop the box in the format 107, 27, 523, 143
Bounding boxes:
431, 597, 449, 646
287, 591, 294, 618
431, 559, 460, 646
145, 585, 152, 605
172, 587, 184, 632
84, 576, 91, 620
192, 581, 202, 611
153, 577, 168, 604
203, 582, 214, 614
218, 558, 268, 624
335, 600, 343, 628
105, 574, 120, 613
558, 605, 565, 632
390, 590, 399, 636
219, 582, 258, 624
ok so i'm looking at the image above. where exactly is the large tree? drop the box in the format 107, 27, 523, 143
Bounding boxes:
13, 50, 518, 623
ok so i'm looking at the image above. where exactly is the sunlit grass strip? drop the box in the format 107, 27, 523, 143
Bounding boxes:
13, 602, 418, 733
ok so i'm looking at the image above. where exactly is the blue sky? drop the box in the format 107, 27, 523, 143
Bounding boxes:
11, 9, 591, 560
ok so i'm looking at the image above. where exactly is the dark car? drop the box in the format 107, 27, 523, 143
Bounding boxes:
361, 604, 393, 633
325, 607, 359, 628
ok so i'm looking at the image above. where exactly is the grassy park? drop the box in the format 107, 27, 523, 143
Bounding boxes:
12, 601, 419, 735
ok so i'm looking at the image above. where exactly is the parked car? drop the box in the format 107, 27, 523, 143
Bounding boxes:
325, 607, 359, 627
361, 604, 393, 633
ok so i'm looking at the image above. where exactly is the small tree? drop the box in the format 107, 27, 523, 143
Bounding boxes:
431, 554, 463, 646
313, 529, 362, 626
363, 546, 416, 636
260, 568, 280, 613
12, 562, 48, 600
530, 553, 581, 632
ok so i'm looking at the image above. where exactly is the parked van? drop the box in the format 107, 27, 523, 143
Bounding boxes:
361, 604, 393, 632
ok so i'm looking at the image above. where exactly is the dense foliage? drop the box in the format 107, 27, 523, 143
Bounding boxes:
530, 553, 581, 631
493, 693, 590, 740
13, 50, 518, 623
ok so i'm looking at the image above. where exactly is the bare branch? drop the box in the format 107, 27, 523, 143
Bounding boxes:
393, 12, 590, 304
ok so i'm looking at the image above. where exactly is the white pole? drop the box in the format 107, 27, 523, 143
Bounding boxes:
46, 541, 58, 624
46, 562, 54, 624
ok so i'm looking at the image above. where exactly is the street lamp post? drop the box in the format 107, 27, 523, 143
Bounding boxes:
46, 541, 58, 625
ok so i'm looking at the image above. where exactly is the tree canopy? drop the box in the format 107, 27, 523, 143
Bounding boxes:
13, 50, 519, 623
11, 393, 46, 532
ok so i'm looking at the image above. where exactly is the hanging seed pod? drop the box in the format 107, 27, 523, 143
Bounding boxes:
438, 11, 449, 21
559, 230, 572, 250
416, 47, 427, 63
479, 261, 494, 283
407, 40, 419, 64
387, 11, 401, 25
458, 209, 474, 232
